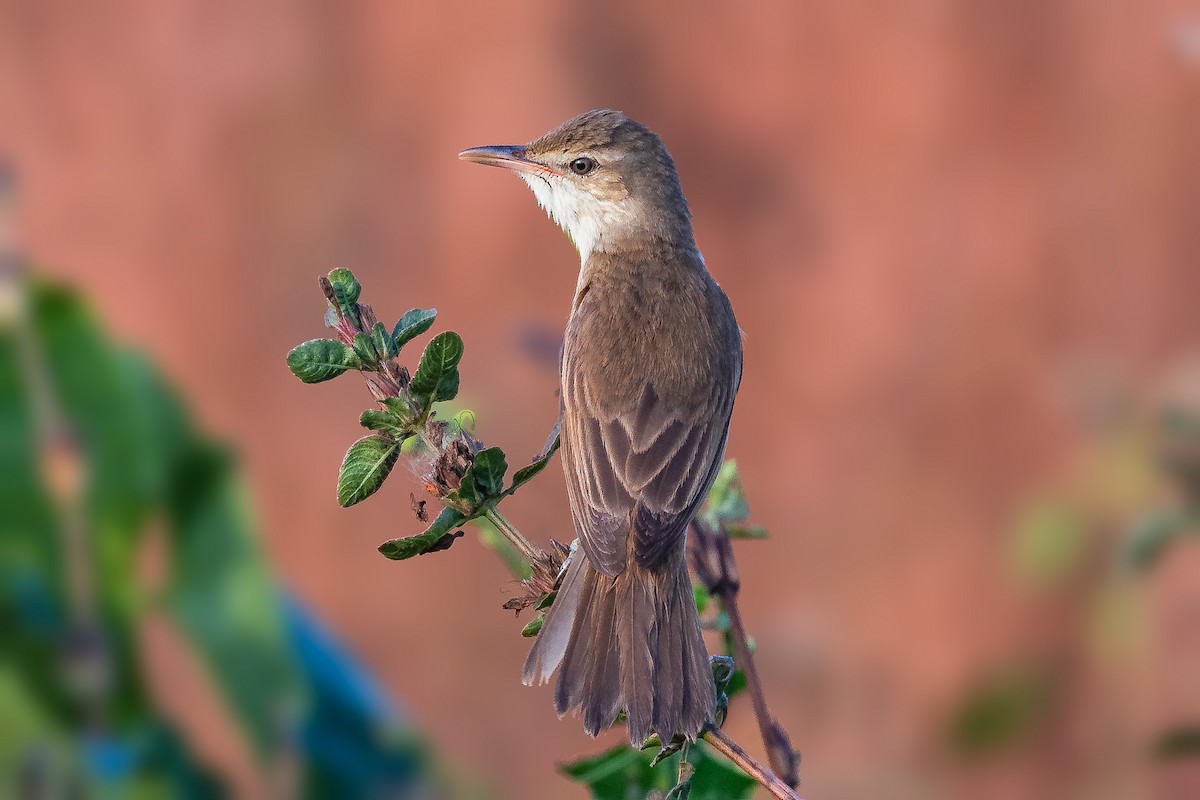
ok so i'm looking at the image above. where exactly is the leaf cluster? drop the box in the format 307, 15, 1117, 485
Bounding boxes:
286, 269, 558, 562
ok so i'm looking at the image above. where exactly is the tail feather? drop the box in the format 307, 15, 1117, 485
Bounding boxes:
653, 582, 685, 737
580, 581, 620, 734
524, 551, 714, 744
618, 567, 657, 745
523, 553, 586, 686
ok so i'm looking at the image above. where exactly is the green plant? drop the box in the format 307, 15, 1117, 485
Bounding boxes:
0, 267, 433, 797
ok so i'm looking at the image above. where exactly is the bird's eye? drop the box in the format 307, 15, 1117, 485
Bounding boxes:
568, 157, 597, 176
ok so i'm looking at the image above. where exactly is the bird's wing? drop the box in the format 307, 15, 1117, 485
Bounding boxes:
561, 364, 736, 576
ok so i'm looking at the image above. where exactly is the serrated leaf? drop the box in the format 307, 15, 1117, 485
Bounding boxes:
286, 339, 359, 383
378, 507, 466, 560
337, 434, 399, 507
327, 268, 361, 308
392, 308, 437, 349
370, 321, 397, 359
504, 435, 560, 497
409, 331, 464, 405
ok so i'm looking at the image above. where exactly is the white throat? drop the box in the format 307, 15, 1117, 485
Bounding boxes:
518, 174, 635, 266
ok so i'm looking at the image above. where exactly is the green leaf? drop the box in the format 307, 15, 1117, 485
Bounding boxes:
327, 268, 361, 309
352, 333, 376, 366
337, 434, 400, 507
378, 507, 466, 560
521, 617, 543, 637
504, 435, 560, 497
454, 477, 482, 510
409, 331, 464, 405
469, 447, 508, 497
382, 396, 414, 422
370, 321, 397, 359
560, 742, 754, 800
359, 409, 396, 432
286, 339, 359, 383
392, 308, 437, 349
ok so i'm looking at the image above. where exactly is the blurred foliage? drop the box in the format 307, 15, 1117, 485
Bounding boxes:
944, 664, 1055, 757
945, 382, 1200, 768
1010, 498, 1086, 586
1152, 724, 1200, 760
1, 274, 433, 796
560, 742, 755, 800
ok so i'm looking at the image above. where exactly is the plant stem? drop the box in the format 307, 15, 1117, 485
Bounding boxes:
482, 506, 542, 565
719, 584, 800, 786
702, 725, 802, 800
690, 518, 801, 787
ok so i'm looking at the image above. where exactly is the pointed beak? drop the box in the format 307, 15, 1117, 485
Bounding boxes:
457, 145, 560, 177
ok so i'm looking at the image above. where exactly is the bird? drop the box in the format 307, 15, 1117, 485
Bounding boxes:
459, 109, 742, 745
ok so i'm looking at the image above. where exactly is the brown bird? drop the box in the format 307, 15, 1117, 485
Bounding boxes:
459, 109, 742, 745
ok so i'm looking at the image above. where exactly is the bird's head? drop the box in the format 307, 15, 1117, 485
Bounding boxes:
459, 109, 694, 262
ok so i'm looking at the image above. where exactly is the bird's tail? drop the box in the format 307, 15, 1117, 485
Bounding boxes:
522, 551, 714, 745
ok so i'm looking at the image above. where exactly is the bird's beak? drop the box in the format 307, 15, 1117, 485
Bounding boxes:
457, 145, 560, 177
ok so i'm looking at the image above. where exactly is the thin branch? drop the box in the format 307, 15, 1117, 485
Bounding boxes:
721, 583, 801, 785
482, 506, 542, 565
689, 519, 801, 787
702, 725, 802, 800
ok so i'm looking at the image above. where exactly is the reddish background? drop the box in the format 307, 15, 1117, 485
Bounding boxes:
3, 2, 1200, 798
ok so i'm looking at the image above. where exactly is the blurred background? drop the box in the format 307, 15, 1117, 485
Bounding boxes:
2, 1, 1200, 798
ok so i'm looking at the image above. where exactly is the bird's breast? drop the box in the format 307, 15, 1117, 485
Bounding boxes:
563, 255, 739, 416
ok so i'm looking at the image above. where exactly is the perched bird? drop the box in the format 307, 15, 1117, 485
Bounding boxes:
459, 110, 742, 745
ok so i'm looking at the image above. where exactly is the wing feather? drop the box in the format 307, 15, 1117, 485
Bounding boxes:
562, 360, 735, 575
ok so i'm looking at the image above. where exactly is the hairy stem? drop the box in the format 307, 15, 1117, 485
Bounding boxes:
482, 506, 542, 565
